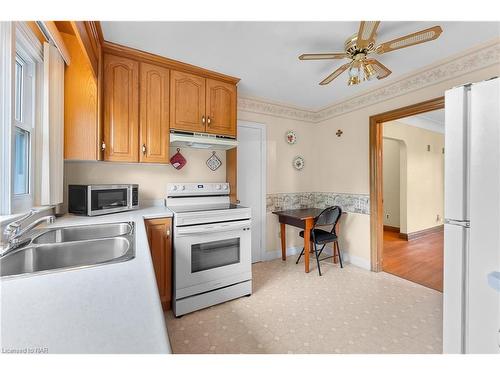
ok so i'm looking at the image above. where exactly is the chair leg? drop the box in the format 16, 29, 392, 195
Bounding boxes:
317, 244, 326, 257
336, 241, 343, 268
296, 247, 305, 264
314, 242, 322, 276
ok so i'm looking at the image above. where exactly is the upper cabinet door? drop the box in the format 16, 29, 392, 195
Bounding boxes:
103, 54, 139, 162
205, 79, 237, 137
170, 71, 206, 133
139, 62, 170, 163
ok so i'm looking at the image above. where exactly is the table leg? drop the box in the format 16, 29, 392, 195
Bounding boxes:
280, 223, 286, 261
303, 218, 313, 273
333, 242, 339, 264
333, 221, 340, 263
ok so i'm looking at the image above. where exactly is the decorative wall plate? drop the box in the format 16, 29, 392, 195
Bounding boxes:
206, 151, 222, 171
285, 130, 297, 144
293, 156, 304, 170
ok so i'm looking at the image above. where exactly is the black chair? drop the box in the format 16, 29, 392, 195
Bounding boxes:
296, 206, 343, 276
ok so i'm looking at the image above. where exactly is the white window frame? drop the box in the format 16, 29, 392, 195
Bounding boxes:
0, 22, 43, 215
12, 48, 35, 212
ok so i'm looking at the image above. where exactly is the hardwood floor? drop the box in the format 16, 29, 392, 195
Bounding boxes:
383, 230, 443, 292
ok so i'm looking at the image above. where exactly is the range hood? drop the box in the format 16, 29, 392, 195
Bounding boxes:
170, 131, 238, 150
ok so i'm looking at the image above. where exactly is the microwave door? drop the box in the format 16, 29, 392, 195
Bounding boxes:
90, 188, 129, 216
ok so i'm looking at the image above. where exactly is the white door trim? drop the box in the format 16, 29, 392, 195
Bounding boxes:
237, 120, 266, 263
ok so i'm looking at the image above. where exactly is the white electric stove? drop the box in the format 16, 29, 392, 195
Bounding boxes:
166, 182, 252, 317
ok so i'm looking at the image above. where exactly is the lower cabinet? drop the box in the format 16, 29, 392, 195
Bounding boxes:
144, 217, 172, 311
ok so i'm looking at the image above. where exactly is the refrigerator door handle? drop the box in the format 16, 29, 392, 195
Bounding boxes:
445, 218, 471, 228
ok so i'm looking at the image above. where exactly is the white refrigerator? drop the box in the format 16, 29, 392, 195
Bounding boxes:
443, 77, 500, 354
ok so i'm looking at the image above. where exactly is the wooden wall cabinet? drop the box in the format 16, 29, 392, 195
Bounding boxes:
103, 54, 139, 162
140, 62, 170, 163
170, 70, 206, 133
206, 78, 237, 137
59, 21, 103, 161
64, 37, 239, 162
145, 217, 173, 311
170, 71, 237, 137
62, 32, 99, 160
103, 56, 171, 163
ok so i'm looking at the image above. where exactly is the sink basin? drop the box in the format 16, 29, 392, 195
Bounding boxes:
1, 222, 135, 278
32, 222, 133, 244
0, 237, 134, 278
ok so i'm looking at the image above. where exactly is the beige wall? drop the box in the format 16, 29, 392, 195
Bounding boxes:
237, 110, 316, 194
315, 64, 499, 266
63, 148, 226, 211
384, 121, 445, 234
383, 138, 401, 227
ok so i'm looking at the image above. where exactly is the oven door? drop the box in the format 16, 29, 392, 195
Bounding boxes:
89, 185, 130, 216
174, 219, 252, 298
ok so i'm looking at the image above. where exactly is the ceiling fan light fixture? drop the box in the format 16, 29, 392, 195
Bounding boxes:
348, 63, 361, 85
348, 75, 360, 86
298, 22, 442, 86
363, 63, 377, 81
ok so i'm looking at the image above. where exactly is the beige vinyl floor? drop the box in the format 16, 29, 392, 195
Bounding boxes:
165, 256, 443, 354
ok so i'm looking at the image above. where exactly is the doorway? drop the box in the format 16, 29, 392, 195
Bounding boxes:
381, 109, 445, 291
237, 121, 266, 263
369, 97, 444, 284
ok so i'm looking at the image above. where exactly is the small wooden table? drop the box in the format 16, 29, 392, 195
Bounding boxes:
272, 208, 340, 273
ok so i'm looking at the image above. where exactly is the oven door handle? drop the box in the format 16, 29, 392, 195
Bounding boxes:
176, 220, 251, 236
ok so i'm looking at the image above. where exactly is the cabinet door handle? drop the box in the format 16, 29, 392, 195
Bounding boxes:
142, 144, 147, 155
101, 142, 106, 151
202, 115, 206, 124
165, 229, 170, 238
207, 116, 211, 126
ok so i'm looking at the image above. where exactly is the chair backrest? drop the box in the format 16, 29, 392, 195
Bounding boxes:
314, 206, 342, 234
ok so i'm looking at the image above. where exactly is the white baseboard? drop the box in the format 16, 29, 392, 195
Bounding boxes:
341, 253, 371, 270
262, 244, 371, 271
261, 246, 303, 261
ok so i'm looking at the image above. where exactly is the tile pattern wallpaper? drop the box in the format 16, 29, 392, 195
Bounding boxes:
267, 192, 370, 215
165, 258, 442, 354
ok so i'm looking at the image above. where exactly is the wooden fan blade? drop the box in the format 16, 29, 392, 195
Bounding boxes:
365, 59, 392, 79
319, 63, 351, 85
376, 26, 443, 54
357, 21, 381, 49
299, 53, 348, 60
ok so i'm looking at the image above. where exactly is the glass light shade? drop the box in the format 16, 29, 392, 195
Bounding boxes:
348, 64, 361, 85
348, 75, 360, 86
363, 63, 377, 80
348, 65, 360, 78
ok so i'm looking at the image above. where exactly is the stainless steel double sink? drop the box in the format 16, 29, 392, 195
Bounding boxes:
0, 222, 136, 278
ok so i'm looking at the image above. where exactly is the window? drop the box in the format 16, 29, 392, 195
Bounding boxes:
13, 127, 30, 195
13, 55, 32, 197
0, 22, 43, 215
11, 40, 37, 213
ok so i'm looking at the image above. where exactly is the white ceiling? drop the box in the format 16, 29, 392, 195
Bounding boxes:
101, 21, 500, 110
399, 109, 445, 134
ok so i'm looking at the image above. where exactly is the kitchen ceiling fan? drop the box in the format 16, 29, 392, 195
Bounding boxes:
299, 22, 443, 86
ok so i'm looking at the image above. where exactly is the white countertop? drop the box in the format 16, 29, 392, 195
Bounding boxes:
0, 206, 174, 354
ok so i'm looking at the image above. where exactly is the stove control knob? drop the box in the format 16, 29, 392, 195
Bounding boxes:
215, 184, 221, 190
170, 185, 177, 191
222, 184, 228, 190
179, 185, 185, 191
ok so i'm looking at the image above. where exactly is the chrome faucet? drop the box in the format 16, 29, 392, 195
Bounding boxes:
1, 211, 56, 257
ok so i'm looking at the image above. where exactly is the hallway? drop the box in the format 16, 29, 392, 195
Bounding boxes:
383, 230, 444, 292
